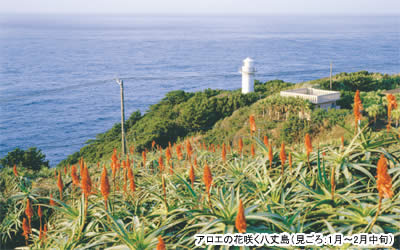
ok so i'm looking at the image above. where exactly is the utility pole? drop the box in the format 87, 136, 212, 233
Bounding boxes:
116, 79, 126, 155
330, 62, 332, 90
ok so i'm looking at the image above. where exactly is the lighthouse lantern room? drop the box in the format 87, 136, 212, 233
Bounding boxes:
241, 57, 256, 94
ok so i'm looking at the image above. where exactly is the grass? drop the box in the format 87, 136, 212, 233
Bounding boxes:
1, 121, 400, 249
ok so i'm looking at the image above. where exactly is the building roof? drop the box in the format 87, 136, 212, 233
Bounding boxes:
280, 88, 340, 104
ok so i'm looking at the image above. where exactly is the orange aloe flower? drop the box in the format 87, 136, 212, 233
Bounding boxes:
376, 154, 393, 199
189, 165, 195, 188
43, 224, 47, 242
37, 205, 42, 218
353, 90, 363, 130
100, 165, 110, 209
81, 165, 92, 198
193, 156, 198, 168
156, 236, 166, 250
152, 140, 156, 149
71, 165, 80, 186
238, 138, 243, 154
221, 143, 226, 162
115, 161, 121, 172
142, 151, 146, 167
263, 135, 269, 147
203, 164, 213, 195
127, 164, 135, 194
129, 174, 136, 193
126, 157, 131, 169
251, 144, 255, 157
49, 194, 56, 206
123, 166, 127, 192
165, 147, 172, 163
39, 225, 43, 242
13, 164, 18, 177
57, 171, 64, 200
249, 115, 256, 136
158, 156, 164, 172
22, 217, 30, 241
341, 136, 344, 147
38, 204, 43, 239
111, 149, 118, 166
305, 133, 312, 154
268, 144, 273, 169
176, 145, 183, 160
127, 164, 134, 181
235, 199, 246, 233
280, 142, 286, 169
25, 199, 33, 231
186, 140, 193, 159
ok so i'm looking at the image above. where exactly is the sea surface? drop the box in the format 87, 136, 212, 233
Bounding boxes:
0, 15, 399, 165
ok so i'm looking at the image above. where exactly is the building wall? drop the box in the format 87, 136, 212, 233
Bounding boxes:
241, 72, 254, 94
280, 88, 340, 104
316, 102, 337, 110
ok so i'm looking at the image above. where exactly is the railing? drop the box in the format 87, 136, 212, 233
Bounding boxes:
280, 91, 318, 103
240, 66, 256, 74
280, 88, 340, 104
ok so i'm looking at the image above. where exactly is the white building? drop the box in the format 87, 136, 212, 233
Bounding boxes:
241, 57, 256, 94
280, 88, 341, 110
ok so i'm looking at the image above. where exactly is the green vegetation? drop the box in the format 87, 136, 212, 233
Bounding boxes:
1, 71, 400, 248
1, 120, 399, 249
315, 71, 400, 109
58, 80, 294, 167
58, 71, 400, 168
0, 147, 49, 171
203, 94, 350, 147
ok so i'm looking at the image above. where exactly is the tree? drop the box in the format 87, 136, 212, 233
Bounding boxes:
391, 109, 400, 128
366, 104, 383, 124
0, 147, 49, 171
281, 115, 311, 143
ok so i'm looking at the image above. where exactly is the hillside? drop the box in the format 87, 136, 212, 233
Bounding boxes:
0, 71, 400, 249
57, 80, 294, 167
58, 71, 400, 167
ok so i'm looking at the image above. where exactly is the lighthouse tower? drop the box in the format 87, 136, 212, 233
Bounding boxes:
241, 57, 256, 94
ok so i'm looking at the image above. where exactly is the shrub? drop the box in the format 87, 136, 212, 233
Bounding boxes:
0, 147, 49, 171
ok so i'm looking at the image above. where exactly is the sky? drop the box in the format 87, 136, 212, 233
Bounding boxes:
1, 0, 399, 15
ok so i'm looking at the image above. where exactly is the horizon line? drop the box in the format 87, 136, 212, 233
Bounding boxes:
1, 12, 399, 16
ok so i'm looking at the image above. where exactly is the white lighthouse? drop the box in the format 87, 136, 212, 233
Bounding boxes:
241, 57, 256, 94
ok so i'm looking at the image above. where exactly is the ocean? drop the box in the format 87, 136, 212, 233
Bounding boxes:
0, 14, 399, 165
